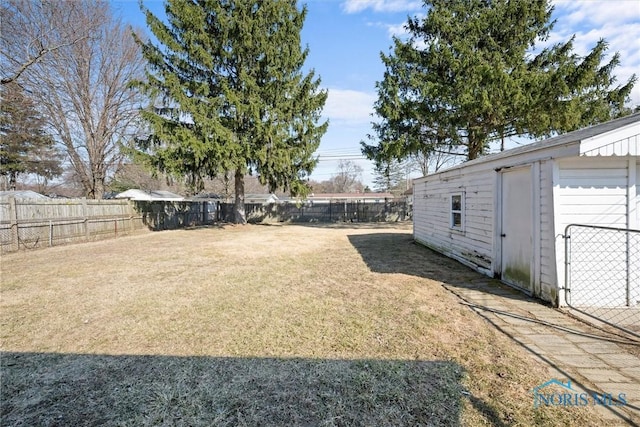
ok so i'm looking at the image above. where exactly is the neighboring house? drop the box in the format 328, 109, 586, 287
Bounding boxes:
114, 189, 184, 201
307, 192, 395, 203
413, 113, 640, 307
245, 193, 279, 204
0, 190, 49, 200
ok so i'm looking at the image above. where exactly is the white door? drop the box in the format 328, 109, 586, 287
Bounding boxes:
501, 167, 534, 293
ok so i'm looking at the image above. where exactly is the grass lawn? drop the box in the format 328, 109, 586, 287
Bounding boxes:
0, 223, 612, 426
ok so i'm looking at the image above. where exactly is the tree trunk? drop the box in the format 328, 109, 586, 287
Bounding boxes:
234, 168, 246, 224
9, 172, 17, 191
467, 129, 486, 160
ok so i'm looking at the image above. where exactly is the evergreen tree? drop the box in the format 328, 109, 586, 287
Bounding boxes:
134, 0, 328, 223
362, 0, 636, 164
372, 159, 406, 194
0, 82, 62, 190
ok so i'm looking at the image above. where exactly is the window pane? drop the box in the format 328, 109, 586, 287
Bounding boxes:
451, 195, 461, 211
452, 212, 462, 227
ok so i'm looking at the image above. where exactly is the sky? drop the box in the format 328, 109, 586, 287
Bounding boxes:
111, 0, 640, 188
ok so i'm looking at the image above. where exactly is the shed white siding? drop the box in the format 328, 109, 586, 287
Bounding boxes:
413, 113, 640, 306
413, 168, 494, 273
552, 158, 640, 307
539, 160, 557, 302
557, 158, 628, 228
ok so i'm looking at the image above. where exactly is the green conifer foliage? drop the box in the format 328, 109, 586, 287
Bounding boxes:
0, 82, 62, 190
134, 0, 327, 223
362, 0, 636, 164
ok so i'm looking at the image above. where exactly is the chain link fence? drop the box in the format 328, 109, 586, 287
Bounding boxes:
564, 224, 640, 338
219, 200, 411, 223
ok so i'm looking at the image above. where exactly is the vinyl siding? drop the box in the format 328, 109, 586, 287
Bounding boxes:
414, 169, 494, 272
554, 158, 633, 307
557, 162, 628, 228
539, 160, 558, 303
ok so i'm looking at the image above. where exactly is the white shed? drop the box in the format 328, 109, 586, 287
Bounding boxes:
413, 113, 640, 307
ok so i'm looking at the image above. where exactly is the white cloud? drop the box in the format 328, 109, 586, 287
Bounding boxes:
323, 89, 377, 125
551, 0, 640, 27
342, 0, 422, 14
385, 21, 410, 38
549, 0, 640, 106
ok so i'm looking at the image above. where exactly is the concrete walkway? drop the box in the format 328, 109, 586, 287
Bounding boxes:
443, 278, 640, 426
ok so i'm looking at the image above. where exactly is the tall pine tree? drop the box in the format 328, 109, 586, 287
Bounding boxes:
0, 82, 62, 190
362, 0, 636, 165
133, 0, 327, 223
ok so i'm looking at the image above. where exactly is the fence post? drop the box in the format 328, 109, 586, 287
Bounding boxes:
626, 229, 631, 307
82, 198, 89, 241
563, 224, 571, 306
49, 220, 53, 246
9, 196, 18, 251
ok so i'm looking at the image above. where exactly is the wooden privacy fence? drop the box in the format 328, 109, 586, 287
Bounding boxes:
0, 197, 146, 253
0, 197, 221, 253
0, 197, 410, 253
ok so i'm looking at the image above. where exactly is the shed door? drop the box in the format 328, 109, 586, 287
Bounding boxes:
501, 167, 533, 293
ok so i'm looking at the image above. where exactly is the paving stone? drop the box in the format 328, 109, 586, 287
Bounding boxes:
597, 353, 640, 369
507, 325, 553, 335
564, 333, 607, 344
577, 368, 633, 383
619, 367, 640, 381
522, 343, 546, 355
534, 342, 585, 355
576, 342, 629, 355
447, 278, 640, 423
543, 365, 572, 380
522, 334, 571, 345
551, 353, 606, 368
492, 315, 538, 327
589, 382, 639, 406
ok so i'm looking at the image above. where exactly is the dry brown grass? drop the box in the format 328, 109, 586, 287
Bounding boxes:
0, 223, 615, 425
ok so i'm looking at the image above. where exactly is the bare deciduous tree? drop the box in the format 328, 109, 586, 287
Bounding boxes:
411, 148, 461, 176
10, 1, 146, 199
0, 0, 99, 85
332, 160, 364, 193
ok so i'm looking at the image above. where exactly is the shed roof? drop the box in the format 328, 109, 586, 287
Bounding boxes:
415, 113, 640, 183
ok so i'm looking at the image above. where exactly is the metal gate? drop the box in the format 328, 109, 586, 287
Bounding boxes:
564, 224, 640, 338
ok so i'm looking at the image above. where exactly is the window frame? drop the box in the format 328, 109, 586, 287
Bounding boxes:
450, 193, 464, 231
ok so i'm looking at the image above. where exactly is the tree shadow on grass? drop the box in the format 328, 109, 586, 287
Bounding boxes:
1, 352, 467, 427
347, 232, 640, 424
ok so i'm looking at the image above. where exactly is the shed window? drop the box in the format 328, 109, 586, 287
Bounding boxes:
450, 193, 464, 230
